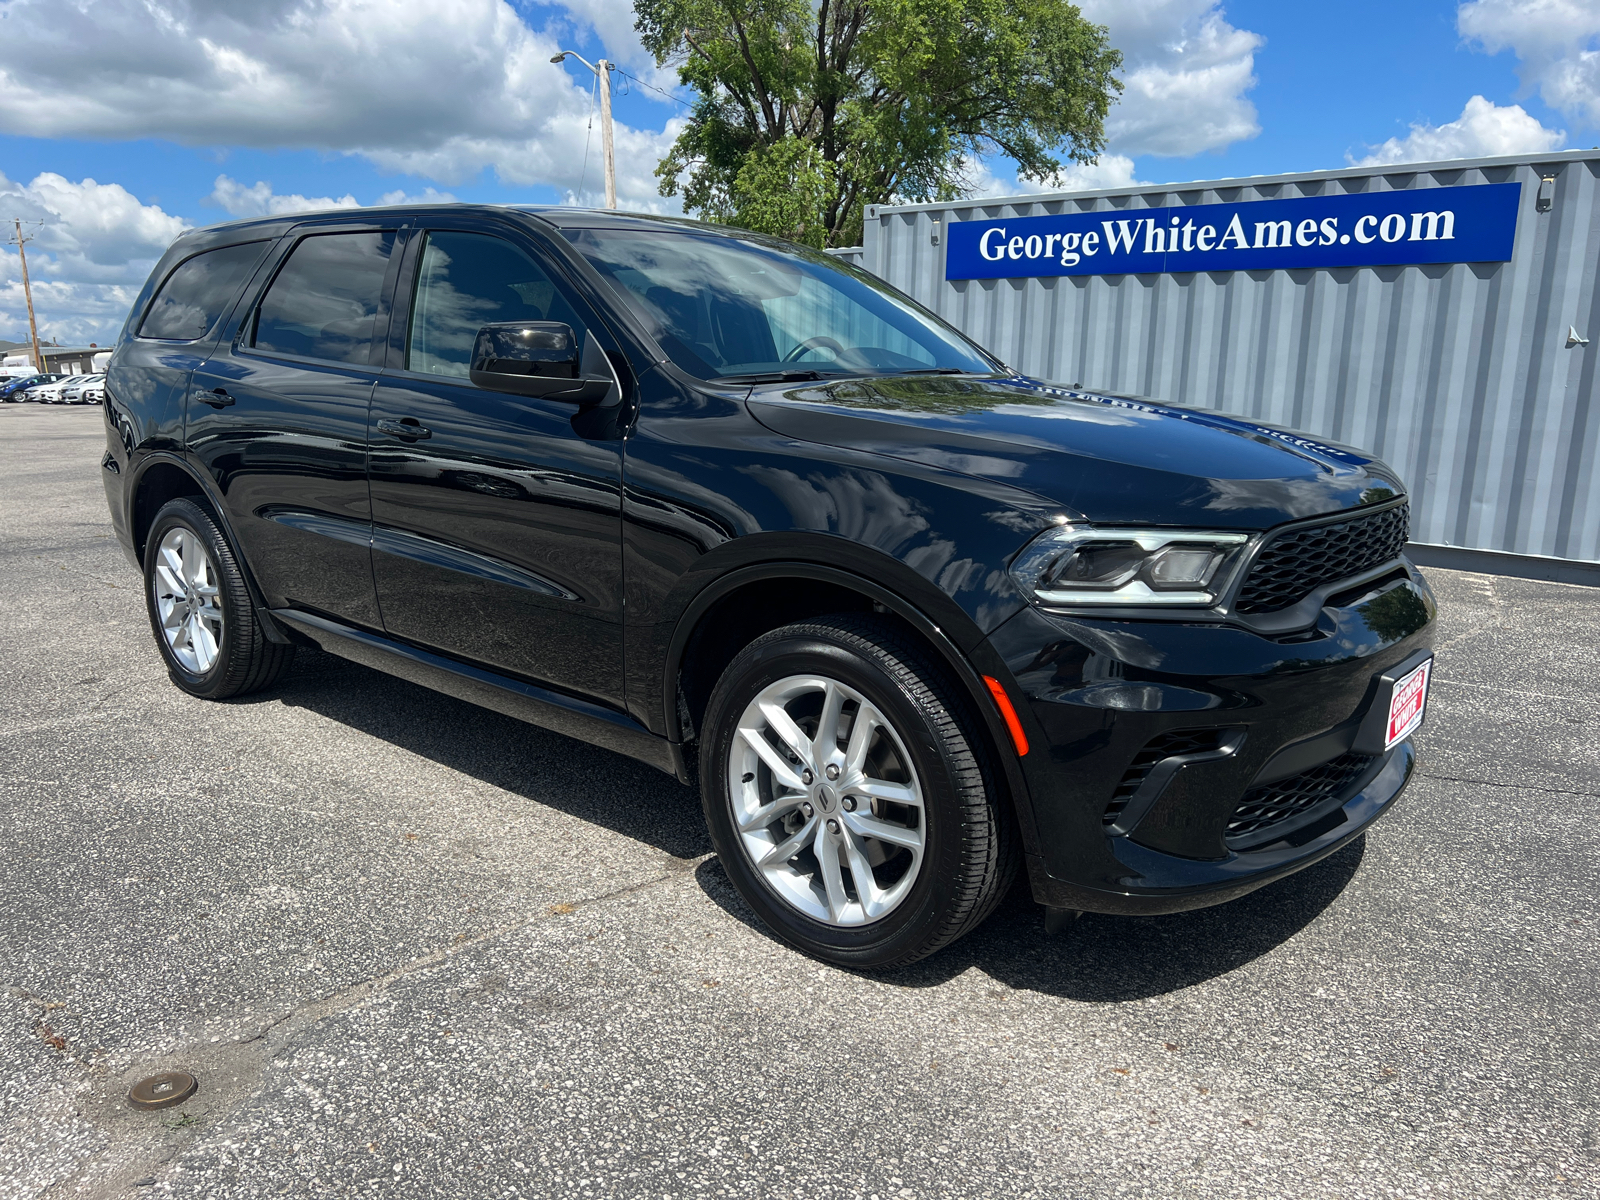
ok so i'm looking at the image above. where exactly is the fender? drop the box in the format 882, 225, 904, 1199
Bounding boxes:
125, 450, 292, 644
661, 558, 1044, 859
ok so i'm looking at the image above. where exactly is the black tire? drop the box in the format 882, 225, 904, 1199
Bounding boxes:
143, 497, 294, 699
700, 613, 1018, 969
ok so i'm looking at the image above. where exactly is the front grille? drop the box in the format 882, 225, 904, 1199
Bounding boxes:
1235, 503, 1409, 615
1225, 752, 1375, 842
1103, 728, 1228, 827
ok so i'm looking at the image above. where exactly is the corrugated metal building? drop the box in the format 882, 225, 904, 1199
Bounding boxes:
843, 150, 1600, 584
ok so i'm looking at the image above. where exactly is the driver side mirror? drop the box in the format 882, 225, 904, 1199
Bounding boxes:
469, 321, 619, 405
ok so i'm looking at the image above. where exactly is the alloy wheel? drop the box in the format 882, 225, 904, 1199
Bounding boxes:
151, 525, 225, 674
727, 673, 926, 926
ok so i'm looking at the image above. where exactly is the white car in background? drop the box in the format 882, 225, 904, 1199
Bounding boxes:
79, 375, 106, 404
60, 373, 105, 404
29, 378, 77, 404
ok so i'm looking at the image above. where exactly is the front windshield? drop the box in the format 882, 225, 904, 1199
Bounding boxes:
563, 226, 998, 381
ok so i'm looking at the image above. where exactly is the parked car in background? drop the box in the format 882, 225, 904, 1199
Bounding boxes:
0, 373, 61, 401
29, 378, 77, 404
79, 375, 106, 404
60, 373, 105, 404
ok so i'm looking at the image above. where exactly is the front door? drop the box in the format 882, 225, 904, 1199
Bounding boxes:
189, 223, 402, 628
368, 222, 626, 707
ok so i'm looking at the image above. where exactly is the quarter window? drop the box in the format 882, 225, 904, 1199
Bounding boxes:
407, 231, 587, 378
138, 242, 269, 342
252, 232, 395, 364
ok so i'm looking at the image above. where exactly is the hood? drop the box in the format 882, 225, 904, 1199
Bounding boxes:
746, 374, 1405, 530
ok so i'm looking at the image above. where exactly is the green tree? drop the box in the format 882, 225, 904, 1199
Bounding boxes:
636, 0, 1123, 247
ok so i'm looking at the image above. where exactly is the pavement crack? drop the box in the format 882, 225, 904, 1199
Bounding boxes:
1418, 771, 1600, 800
236, 858, 712, 1048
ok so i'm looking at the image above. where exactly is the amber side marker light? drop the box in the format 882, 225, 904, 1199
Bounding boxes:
982, 675, 1030, 757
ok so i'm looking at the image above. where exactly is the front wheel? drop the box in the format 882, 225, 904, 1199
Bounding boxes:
700, 614, 1018, 969
143, 497, 294, 699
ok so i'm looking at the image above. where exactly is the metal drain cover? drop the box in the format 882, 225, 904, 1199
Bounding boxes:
127, 1071, 197, 1110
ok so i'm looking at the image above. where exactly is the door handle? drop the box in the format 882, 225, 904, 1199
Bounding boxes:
194, 387, 235, 408
377, 417, 432, 440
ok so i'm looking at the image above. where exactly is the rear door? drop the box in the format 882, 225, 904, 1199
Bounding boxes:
189, 220, 404, 628
367, 217, 627, 706
109, 241, 274, 452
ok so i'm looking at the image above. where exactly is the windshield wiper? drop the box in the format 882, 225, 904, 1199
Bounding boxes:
895, 367, 972, 375
714, 369, 828, 384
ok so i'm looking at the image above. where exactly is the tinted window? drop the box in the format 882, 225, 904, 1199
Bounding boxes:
253, 232, 395, 364
138, 242, 269, 341
407, 231, 587, 378
564, 227, 995, 380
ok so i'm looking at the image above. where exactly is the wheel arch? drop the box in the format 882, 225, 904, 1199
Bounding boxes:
127, 453, 291, 645
662, 559, 1041, 857
129, 455, 211, 563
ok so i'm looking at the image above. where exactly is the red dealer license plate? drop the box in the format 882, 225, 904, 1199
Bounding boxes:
1385, 658, 1431, 750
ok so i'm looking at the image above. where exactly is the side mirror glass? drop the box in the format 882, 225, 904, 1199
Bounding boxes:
469, 321, 619, 405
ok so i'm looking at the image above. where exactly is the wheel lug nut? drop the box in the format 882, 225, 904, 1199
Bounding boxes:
801, 768, 814, 785
825, 764, 840, 781
802, 802, 814, 818
842, 796, 856, 811
826, 818, 839, 834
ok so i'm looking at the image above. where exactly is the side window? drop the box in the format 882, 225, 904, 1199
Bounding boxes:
407, 231, 588, 378
138, 242, 269, 342
252, 232, 395, 364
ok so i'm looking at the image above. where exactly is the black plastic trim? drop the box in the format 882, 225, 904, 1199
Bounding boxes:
1109, 727, 1247, 837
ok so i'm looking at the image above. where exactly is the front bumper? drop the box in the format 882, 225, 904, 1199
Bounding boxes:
987, 562, 1436, 915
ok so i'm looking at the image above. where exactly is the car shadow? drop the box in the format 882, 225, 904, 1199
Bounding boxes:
260, 649, 712, 861
257, 649, 1361, 999
694, 835, 1367, 1001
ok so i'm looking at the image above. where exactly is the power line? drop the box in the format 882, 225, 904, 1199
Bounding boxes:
613, 67, 692, 110
577, 67, 599, 203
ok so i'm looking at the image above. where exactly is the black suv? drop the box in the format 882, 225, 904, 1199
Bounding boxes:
103, 206, 1435, 968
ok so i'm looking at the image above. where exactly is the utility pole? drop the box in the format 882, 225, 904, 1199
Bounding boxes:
8, 219, 44, 374
551, 51, 617, 209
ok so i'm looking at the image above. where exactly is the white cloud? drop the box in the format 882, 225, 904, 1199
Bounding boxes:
1352, 95, 1565, 166
0, 172, 189, 344
1040, 155, 1150, 192
377, 187, 461, 207
206, 176, 361, 218
204, 176, 462, 217
976, 153, 1150, 198
1459, 0, 1600, 127
1080, 0, 1264, 158
0, 0, 675, 209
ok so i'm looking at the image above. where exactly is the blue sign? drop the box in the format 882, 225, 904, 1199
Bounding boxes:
945, 182, 1522, 280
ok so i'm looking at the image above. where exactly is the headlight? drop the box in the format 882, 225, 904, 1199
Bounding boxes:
1010, 525, 1252, 607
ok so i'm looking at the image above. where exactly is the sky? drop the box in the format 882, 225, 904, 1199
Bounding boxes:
0, 0, 1595, 345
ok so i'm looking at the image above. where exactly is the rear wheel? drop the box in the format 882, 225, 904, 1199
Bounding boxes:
700, 614, 1017, 969
143, 497, 293, 699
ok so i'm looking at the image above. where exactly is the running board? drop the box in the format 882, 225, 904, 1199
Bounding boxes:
271, 608, 682, 778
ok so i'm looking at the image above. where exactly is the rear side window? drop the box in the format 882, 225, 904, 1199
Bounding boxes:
138, 242, 269, 341
252, 232, 395, 364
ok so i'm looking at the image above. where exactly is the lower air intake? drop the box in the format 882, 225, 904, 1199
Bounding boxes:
1103, 728, 1230, 827
1226, 752, 1376, 844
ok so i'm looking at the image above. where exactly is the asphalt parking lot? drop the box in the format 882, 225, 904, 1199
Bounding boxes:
2, 402, 1597, 1200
